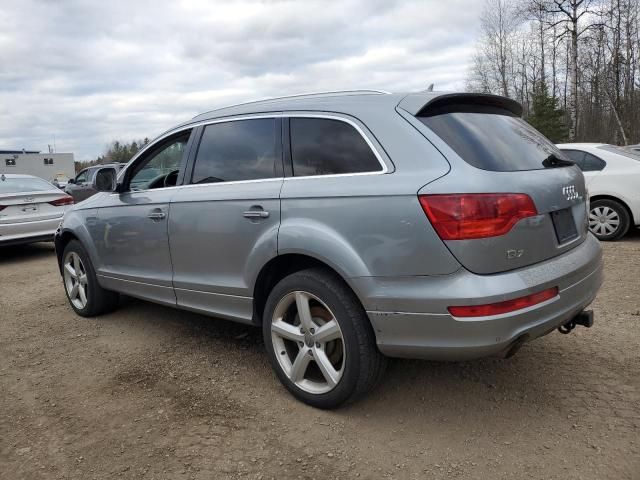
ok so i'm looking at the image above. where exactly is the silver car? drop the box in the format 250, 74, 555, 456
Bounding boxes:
1, 174, 74, 246
55, 91, 603, 408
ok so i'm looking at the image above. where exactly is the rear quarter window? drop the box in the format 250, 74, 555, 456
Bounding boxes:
419, 108, 566, 172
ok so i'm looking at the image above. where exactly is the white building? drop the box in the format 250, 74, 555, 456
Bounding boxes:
0, 150, 75, 182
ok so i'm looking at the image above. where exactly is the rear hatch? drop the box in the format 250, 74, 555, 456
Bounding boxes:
405, 94, 588, 274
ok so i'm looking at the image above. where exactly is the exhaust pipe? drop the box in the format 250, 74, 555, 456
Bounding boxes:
558, 310, 594, 334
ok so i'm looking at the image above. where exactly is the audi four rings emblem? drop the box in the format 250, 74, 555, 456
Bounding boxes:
563, 185, 578, 201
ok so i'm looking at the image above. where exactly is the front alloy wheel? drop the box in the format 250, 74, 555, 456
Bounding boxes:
61, 240, 119, 317
64, 251, 88, 309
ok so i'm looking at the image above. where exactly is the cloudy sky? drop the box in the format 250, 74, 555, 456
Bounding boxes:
0, 0, 483, 161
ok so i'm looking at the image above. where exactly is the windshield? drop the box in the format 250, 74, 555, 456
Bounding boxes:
419, 111, 571, 171
598, 144, 640, 161
0, 176, 55, 194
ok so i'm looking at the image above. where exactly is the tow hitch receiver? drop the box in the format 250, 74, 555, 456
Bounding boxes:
558, 310, 594, 334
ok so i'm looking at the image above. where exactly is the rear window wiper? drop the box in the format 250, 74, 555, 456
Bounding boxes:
542, 154, 574, 168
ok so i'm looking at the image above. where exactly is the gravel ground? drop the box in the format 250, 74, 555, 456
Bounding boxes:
1, 232, 639, 480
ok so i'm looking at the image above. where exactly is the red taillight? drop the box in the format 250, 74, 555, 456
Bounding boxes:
49, 195, 74, 207
448, 287, 559, 318
418, 193, 537, 240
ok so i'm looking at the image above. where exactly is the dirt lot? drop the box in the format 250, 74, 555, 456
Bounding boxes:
1, 233, 639, 480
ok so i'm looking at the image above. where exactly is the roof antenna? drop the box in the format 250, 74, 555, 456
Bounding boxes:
426, 83, 434, 92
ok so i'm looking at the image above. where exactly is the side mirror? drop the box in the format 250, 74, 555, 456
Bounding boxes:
67, 178, 75, 184
93, 167, 117, 192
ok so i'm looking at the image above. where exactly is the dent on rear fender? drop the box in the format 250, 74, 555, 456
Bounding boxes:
277, 219, 371, 279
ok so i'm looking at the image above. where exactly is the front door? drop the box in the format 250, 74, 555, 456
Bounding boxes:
169, 117, 283, 322
91, 130, 193, 305
67, 169, 94, 202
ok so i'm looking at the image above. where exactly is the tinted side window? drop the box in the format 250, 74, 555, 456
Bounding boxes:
192, 118, 279, 184
290, 118, 382, 177
583, 152, 606, 171
560, 150, 586, 169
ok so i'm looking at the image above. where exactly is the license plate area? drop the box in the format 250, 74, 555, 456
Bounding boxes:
21, 204, 39, 213
551, 208, 578, 244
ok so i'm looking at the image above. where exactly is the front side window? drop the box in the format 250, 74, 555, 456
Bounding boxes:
75, 170, 89, 185
129, 131, 191, 190
290, 118, 382, 177
191, 118, 279, 184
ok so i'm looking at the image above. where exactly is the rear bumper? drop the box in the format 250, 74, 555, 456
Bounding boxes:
0, 217, 62, 246
352, 234, 603, 360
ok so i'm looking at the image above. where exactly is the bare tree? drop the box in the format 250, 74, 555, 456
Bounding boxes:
467, 0, 640, 145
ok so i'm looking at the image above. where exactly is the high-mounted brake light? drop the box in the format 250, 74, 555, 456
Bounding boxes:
448, 287, 559, 318
418, 193, 537, 240
49, 196, 74, 207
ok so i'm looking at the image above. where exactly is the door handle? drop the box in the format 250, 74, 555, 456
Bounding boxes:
243, 210, 269, 218
243, 207, 269, 219
148, 211, 166, 220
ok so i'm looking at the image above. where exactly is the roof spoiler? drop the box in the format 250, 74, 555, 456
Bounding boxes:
398, 92, 523, 117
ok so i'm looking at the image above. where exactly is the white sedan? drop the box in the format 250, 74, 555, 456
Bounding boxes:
0, 174, 74, 246
557, 143, 640, 240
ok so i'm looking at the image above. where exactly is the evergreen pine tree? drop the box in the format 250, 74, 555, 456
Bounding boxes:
526, 82, 569, 143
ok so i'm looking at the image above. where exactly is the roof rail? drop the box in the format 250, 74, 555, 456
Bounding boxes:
192, 90, 390, 119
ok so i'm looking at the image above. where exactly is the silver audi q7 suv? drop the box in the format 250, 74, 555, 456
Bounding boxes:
55, 91, 603, 408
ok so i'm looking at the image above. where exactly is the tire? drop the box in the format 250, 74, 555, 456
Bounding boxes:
262, 268, 386, 409
588, 199, 630, 241
62, 240, 119, 317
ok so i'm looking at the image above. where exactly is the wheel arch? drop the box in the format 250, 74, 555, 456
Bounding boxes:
55, 229, 80, 275
251, 253, 365, 326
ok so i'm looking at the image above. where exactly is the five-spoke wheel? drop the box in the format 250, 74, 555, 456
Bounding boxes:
271, 291, 345, 394
61, 240, 119, 316
263, 268, 386, 409
63, 251, 89, 310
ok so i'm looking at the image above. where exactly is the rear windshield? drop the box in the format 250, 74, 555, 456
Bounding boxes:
419, 110, 569, 171
0, 176, 54, 194
597, 144, 640, 161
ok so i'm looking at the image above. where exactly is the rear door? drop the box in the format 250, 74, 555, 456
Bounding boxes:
169, 116, 283, 322
410, 96, 588, 274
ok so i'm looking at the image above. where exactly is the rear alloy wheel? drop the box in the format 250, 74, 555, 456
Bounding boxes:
270, 291, 345, 395
263, 268, 386, 409
588, 199, 630, 241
